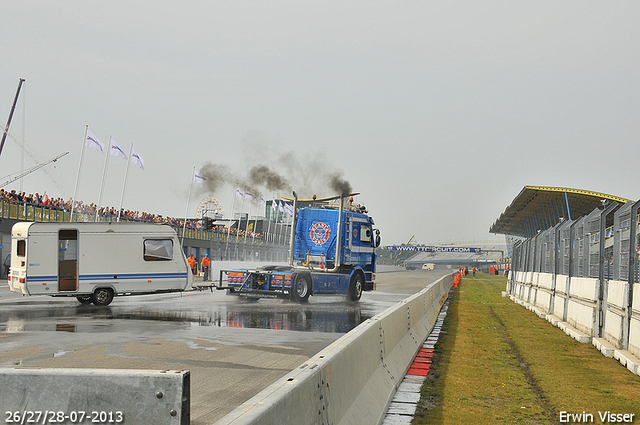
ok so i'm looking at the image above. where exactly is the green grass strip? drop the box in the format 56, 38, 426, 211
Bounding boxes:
413, 273, 640, 424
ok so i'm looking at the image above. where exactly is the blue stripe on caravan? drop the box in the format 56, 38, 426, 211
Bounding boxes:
79, 273, 187, 281
26, 273, 187, 283
25, 275, 57, 283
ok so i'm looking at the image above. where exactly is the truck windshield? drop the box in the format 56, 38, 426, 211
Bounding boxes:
144, 239, 173, 261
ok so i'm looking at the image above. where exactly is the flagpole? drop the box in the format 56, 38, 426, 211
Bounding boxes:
237, 190, 245, 259
244, 194, 255, 249
266, 196, 273, 245
243, 194, 250, 248
70, 125, 88, 221
255, 196, 264, 244
278, 200, 285, 245
117, 143, 133, 222
276, 199, 281, 245
226, 187, 238, 260
283, 200, 288, 245
182, 167, 195, 247
243, 192, 256, 253
95, 136, 112, 222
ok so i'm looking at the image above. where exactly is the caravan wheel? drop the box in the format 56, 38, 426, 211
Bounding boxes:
76, 295, 92, 305
92, 288, 114, 306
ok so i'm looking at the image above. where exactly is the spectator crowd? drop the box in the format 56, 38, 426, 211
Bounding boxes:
0, 188, 265, 239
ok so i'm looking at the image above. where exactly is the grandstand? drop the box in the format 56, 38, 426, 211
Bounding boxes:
490, 186, 629, 238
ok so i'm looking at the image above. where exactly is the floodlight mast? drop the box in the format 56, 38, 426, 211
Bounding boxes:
0, 78, 26, 159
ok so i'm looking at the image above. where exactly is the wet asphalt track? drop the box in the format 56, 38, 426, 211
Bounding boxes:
0, 268, 448, 425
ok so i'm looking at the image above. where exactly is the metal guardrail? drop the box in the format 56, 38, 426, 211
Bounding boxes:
0, 368, 189, 424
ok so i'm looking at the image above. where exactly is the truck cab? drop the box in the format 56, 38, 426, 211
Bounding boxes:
219, 193, 380, 302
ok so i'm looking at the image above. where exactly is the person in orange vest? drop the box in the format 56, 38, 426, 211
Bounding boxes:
472, 267, 476, 277
201, 254, 210, 281
187, 254, 197, 276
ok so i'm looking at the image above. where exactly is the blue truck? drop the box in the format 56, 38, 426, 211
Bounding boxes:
218, 193, 381, 302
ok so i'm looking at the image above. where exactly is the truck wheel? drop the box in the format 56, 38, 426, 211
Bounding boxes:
92, 288, 114, 306
292, 274, 311, 303
348, 272, 364, 302
76, 295, 92, 305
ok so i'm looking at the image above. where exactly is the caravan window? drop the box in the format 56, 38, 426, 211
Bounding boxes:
144, 239, 174, 261
17, 240, 26, 257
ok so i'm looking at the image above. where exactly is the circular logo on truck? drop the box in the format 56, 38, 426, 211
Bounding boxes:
310, 222, 330, 245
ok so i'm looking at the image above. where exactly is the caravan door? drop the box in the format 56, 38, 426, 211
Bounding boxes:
58, 229, 78, 291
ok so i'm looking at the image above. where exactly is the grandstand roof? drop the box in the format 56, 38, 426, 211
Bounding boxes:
490, 186, 630, 238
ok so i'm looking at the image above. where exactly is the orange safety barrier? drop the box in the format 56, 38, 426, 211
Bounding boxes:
453, 272, 461, 288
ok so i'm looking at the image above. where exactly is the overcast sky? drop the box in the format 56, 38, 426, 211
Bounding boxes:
1, 2, 639, 246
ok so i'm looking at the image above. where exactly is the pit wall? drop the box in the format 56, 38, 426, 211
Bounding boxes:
214, 273, 454, 425
509, 271, 640, 376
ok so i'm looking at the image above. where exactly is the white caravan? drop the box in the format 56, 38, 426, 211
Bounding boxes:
8, 222, 192, 306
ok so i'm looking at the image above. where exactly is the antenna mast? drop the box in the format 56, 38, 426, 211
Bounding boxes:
0, 78, 26, 159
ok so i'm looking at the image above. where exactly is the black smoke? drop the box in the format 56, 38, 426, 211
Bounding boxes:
248, 165, 290, 192
328, 172, 353, 196
198, 163, 232, 193
195, 153, 354, 199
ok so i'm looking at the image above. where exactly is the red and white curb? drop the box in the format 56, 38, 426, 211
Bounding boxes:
382, 294, 452, 424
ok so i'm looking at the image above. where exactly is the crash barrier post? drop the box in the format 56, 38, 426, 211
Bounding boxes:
214, 273, 454, 425
0, 368, 190, 424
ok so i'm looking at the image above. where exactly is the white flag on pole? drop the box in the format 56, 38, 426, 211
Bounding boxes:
260, 196, 266, 207
194, 169, 206, 184
130, 147, 145, 170
284, 203, 293, 215
278, 201, 284, 213
244, 191, 255, 202
85, 129, 105, 153
110, 139, 127, 160
236, 187, 245, 199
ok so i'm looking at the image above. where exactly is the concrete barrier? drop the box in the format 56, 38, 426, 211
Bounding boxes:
630, 282, 640, 359
0, 368, 189, 424
533, 273, 554, 313
615, 281, 640, 374
553, 275, 569, 320
601, 280, 628, 352
509, 271, 640, 376
566, 277, 599, 337
214, 273, 454, 425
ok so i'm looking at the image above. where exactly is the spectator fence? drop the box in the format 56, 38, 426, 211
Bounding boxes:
508, 200, 640, 374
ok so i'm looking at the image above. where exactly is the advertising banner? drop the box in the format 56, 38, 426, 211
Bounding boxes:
386, 246, 482, 253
